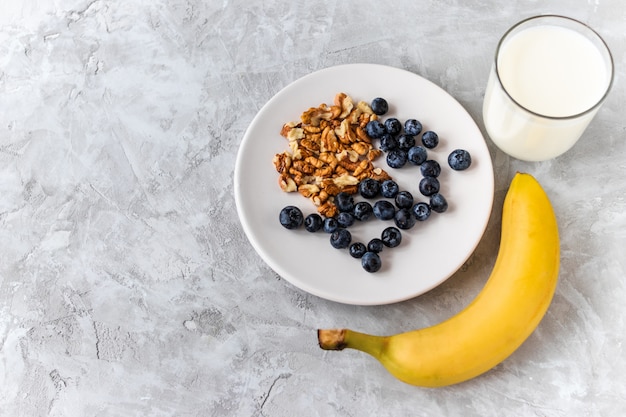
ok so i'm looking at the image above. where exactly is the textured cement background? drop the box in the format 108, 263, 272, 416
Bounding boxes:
1, 1, 625, 416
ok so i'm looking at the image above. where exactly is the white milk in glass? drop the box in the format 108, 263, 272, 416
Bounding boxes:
483, 17, 613, 161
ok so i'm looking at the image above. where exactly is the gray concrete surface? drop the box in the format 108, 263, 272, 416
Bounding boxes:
1, 1, 625, 416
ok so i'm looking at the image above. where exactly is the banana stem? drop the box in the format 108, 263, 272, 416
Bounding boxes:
318, 329, 386, 358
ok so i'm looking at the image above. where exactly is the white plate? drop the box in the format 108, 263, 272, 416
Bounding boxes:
234, 64, 494, 305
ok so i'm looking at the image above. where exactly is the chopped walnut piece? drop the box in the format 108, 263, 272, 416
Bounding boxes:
317, 200, 338, 218
273, 152, 292, 174
278, 174, 297, 192
298, 184, 320, 198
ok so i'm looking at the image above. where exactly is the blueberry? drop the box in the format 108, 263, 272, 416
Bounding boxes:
394, 208, 417, 230
381, 226, 402, 248
395, 191, 414, 209
448, 149, 472, 171
330, 228, 352, 249
279, 206, 303, 229
404, 119, 423, 136
419, 176, 440, 196
379, 133, 398, 152
323, 217, 339, 233
335, 191, 355, 212
368, 238, 385, 253
420, 160, 441, 177
359, 178, 381, 199
337, 211, 355, 228
373, 200, 396, 221
365, 120, 386, 139
349, 242, 367, 259
411, 202, 431, 221
384, 118, 402, 136
371, 97, 389, 115
407, 146, 427, 165
381, 179, 399, 198
386, 149, 408, 169
430, 193, 448, 213
421, 131, 439, 149
361, 251, 382, 273
304, 213, 323, 232
397, 134, 416, 151
353, 201, 373, 221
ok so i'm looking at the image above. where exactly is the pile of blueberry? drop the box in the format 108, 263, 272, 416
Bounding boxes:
278, 97, 472, 273
365, 97, 472, 173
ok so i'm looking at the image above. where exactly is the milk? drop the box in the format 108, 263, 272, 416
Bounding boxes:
483, 19, 613, 161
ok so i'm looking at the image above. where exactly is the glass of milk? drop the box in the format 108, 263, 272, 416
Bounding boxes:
483, 15, 614, 161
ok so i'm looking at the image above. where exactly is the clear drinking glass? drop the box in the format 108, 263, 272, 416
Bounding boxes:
482, 15, 614, 161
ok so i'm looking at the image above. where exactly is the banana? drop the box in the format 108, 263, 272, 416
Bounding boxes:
318, 172, 560, 387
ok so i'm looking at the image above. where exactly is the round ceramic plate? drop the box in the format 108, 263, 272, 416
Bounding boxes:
234, 64, 494, 305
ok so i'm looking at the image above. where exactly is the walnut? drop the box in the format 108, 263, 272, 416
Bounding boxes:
300, 137, 320, 154
320, 178, 341, 196
367, 149, 383, 161
292, 160, 316, 175
351, 141, 371, 156
336, 149, 359, 163
341, 184, 359, 195
334, 92, 354, 119
318, 152, 338, 169
287, 168, 305, 186
369, 167, 392, 182
312, 190, 330, 206
278, 174, 297, 192
304, 156, 325, 169
285, 126, 305, 141
353, 159, 372, 177
329, 105, 342, 119
317, 200, 338, 218
314, 166, 333, 177
303, 125, 322, 134
280, 121, 299, 138
298, 184, 320, 198
333, 174, 359, 187
334, 119, 347, 139
355, 126, 371, 143
301, 106, 333, 126
357, 100, 374, 116
334, 165, 349, 176
337, 158, 359, 172
343, 121, 358, 143
273, 152, 292, 174
320, 126, 339, 152
288, 140, 302, 160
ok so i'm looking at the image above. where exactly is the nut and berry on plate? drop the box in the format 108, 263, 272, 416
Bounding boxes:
272, 93, 391, 218
274, 93, 473, 273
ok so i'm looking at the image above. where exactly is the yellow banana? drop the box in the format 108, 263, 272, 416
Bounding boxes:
318, 172, 560, 387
